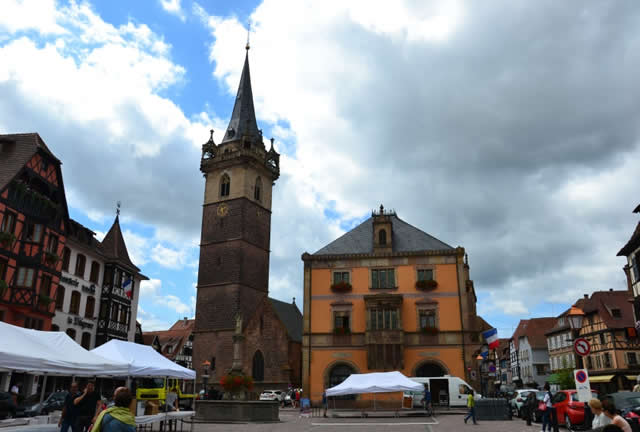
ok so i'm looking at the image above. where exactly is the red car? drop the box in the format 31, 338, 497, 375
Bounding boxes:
552, 389, 598, 429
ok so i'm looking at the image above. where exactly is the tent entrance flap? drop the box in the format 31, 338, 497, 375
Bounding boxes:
325, 371, 423, 396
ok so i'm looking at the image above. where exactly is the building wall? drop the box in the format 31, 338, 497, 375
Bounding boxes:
51, 239, 104, 348
304, 250, 472, 402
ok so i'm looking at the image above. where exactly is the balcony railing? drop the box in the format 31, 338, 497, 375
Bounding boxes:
98, 319, 129, 337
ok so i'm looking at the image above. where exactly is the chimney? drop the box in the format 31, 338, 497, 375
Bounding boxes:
292, 297, 296, 305
584, 294, 588, 299
609, 288, 613, 292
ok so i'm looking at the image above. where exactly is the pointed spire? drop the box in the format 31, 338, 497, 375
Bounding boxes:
101, 207, 140, 272
221, 49, 259, 143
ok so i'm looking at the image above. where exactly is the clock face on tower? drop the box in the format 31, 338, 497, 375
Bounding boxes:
217, 203, 229, 217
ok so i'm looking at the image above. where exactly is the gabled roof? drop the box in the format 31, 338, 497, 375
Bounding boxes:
221, 51, 260, 144
101, 215, 140, 273
269, 297, 302, 342
582, 290, 634, 329
313, 215, 453, 256
0, 133, 61, 190
519, 317, 556, 349
142, 319, 194, 360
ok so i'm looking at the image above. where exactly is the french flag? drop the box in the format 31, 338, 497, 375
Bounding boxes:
123, 278, 133, 298
482, 328, 499, 350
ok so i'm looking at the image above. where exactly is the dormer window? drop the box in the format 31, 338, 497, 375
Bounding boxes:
378, 229, 387, 245
612, 308, 622, 318
220, 174, 230, 197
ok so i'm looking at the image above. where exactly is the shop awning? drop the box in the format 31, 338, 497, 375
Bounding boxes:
626, 375, 639, 381
589, 375, 615, 383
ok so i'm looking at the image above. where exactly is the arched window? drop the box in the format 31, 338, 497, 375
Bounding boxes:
378, 229, 387, 245
81, 332, 91, 349
62, 247, 71, 272
85, 296, 95, 318
254, 177, 262, 202
328, 364, 356, 400
66, 328, 76, 341
220, 174, 230, 197
252, 350, 264, 381
55, 286, 65, 310
89, 261, 100, 284
70, 291, 81, 315
75, 254, 86, 278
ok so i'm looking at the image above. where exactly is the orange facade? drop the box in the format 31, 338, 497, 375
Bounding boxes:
0, 146, 68, 331
301, 211, 483, 403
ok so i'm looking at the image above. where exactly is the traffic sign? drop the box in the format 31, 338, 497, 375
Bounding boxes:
574, 369, 592, 402
574, 337, 591, 357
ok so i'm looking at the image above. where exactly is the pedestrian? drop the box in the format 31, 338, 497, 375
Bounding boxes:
89, 387, 135, 432
463, 390, 477, 425
74, 380, 102, 432
589, 398, 612, 429
541, 382, 553, 432
422, 384, 432, 414
59, 382, 81, 432
633, 376, 640, 392
295, 389, 301, 411
322, 391, 328, 418
524, 391, 536, 425
602, 398, 632, 432
165, 388, 178, 412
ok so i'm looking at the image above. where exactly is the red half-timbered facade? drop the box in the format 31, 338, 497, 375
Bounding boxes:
0, 133, 69, 330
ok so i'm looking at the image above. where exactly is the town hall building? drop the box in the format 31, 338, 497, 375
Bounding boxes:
193, 47, 302, 391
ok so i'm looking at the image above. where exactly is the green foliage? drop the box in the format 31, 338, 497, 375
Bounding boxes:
556, 368, 576, 390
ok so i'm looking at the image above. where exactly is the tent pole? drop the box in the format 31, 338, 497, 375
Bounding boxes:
39, 374, 48, 403
190, 379, 195, 432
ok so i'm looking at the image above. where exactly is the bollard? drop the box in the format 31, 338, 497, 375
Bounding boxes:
525, 405, 531, 426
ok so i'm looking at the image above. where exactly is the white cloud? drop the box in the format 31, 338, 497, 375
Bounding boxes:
140, 278, 161, 298
122, 229, 151, 266
0, 0, 67, 35
151, 244, 189, 269
159, 0, 185, 21
139, 278, 192, 317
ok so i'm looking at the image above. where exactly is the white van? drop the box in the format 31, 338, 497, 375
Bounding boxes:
403, 375, 481, 408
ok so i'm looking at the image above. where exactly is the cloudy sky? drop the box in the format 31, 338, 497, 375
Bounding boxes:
1, 0, 639, 335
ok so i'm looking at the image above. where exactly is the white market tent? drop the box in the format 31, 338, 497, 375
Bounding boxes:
0, 321, 129, 376
92, 339, 195, 379
326, 371, 423, 396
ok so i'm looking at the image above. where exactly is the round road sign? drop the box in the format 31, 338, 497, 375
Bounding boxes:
574, 337, 591, 357
576, 370, 587, 383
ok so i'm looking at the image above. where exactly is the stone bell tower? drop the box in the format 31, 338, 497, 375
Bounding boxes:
194, 46, 280, 375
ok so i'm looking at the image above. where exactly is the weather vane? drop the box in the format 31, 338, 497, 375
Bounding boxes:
116, 201, 121, 216
246, 22, 250, 50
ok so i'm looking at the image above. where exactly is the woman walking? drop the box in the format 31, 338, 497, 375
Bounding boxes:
541, 383, 553, 432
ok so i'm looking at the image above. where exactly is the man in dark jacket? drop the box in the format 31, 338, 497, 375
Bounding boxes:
74, 381, 102, 432
59, 382, 80, 432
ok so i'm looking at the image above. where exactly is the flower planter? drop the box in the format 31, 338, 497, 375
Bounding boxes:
330, 281, 352, 293
220, 374, 254, 399
45, 252, 59, 265
333, 327, 351, 335
415, 279, 438, 291
421, 327, 439, 335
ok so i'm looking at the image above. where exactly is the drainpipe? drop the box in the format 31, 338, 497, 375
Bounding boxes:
455, 249, 467, 381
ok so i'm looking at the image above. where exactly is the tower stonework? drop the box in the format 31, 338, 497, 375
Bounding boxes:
193, 50, 299, 390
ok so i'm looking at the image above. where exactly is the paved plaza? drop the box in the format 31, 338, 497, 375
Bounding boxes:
191, 409, 549, 432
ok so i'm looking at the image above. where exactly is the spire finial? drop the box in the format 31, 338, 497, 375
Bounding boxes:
246, 24, 250, 51
380, 204, 384, 214
269, 137, 274, 150
209, 129, 214, 141
116, 201, 121, 217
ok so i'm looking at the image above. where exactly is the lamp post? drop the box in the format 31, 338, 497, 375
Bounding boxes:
567, 305, 590, 429
567, 306, 585, 369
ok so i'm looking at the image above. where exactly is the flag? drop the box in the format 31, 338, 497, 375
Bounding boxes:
482, 328, 499, 350
123, 278, 133, 298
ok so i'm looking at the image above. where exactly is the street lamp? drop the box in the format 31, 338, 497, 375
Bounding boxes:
567, 306, 585, 331
567, 305, 591, 428
202, 361, 210, 398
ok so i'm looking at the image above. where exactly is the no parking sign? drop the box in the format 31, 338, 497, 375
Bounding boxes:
574, 369, 591, 402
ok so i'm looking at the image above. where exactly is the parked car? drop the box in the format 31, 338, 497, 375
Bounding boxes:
0, 392, 17, 420
282, 391, 293, 407
510, 389, 537, 417
20, 391, 67, 417
552, 389, 598, 429
259, 390, 283, 402
600, 392, 640, 422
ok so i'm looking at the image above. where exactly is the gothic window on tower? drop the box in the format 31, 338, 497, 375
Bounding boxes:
252, 350, 264, 381
220, 174, 230, 197
254, 177, 262, 202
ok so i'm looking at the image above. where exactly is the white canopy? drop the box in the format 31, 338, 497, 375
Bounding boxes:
326, 371, 424, 396
0, 321, 130, 376
92, 340, 195, 379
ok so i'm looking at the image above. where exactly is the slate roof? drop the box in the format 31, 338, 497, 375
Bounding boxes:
0, 133, 60, 190
269, 297, 302, 342
313, 215, 453, 255
101, 215, 140, 273
221, 51, 260, 144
